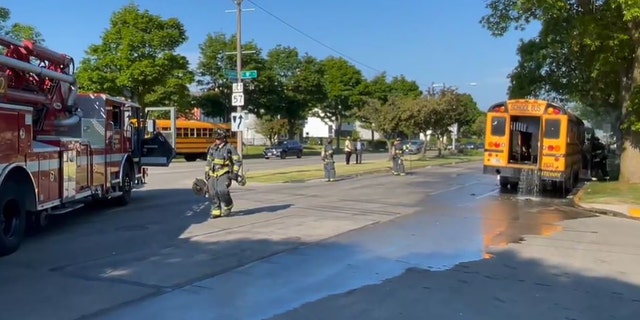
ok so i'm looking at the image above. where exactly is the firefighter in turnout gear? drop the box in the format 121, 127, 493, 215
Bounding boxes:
391, 138, 409, 176
205, 129, 243, 218
321, 138, 336, 182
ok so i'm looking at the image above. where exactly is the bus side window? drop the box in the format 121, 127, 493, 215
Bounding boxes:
544, 119, 561, 139
490, 117, 506, 137
190, 128, 196, 138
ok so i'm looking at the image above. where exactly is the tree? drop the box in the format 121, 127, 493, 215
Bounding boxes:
316, 56, 365, 147
191, 91, 226, 120
75, 4, 193, 112
0, 7, 44, 44
481, 0, 640, 183
388, 75, 422, 99
195, 32, 266, 120
357, 97, 409, 153
454, 93, 482, 137
262, 46, 326, 137
256, 117, 289, 145
406, 87, 470, 157
463, 113, 487, 141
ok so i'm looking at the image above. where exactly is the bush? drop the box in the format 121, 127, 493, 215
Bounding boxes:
368, 139, 388, 151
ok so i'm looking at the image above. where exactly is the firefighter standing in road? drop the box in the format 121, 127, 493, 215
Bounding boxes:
322, 138, 336, 182
205, 129, 243, 218
391, 138, 409, 176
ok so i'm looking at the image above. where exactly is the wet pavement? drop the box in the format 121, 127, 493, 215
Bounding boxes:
1, 162, 639, 320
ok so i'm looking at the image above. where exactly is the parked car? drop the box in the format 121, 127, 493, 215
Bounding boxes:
402, 140, 425, 154
263, 140, 304, 159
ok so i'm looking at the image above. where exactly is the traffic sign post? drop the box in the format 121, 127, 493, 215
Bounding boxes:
231, 92, 244, 106
230, 112, 246, 132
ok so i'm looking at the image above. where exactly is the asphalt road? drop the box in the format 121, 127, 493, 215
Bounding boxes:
1, 162, 639, 320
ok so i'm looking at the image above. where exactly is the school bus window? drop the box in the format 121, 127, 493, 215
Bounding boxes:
544, 119, 561, 139
490, 117, 506, 137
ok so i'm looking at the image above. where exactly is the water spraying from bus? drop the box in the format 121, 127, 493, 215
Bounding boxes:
517, 168, 542, 199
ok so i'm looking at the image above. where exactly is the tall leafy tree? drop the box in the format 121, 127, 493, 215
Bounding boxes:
195, 32, 265, 120
481, 0, 640, 183
75, 4, 193, 111
316, 56, 365, 147
262, 45, 326, 137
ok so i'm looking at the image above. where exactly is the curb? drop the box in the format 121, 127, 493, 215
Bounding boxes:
251, 158, 482, 185
572, 186, 639, 221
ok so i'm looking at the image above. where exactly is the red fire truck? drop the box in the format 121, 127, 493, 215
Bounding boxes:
0, 35, 177, 256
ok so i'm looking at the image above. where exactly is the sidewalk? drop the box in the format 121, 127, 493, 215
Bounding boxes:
573, 186, 640, 219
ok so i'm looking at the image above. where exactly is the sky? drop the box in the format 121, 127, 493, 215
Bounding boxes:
2, 0, 539, 110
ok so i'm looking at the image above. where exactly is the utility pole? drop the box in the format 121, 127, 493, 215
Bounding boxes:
225, 0, 254, 156
234, 0, 244, 156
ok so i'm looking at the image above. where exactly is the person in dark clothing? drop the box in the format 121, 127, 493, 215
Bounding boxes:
590, 136, 609, 180
205, 129, 243, 218
321, 138, 336, 182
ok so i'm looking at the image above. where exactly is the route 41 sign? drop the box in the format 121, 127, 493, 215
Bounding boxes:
230, 112, 246, 132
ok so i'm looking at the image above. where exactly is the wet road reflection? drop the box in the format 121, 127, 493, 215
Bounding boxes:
94, 181, 596, 320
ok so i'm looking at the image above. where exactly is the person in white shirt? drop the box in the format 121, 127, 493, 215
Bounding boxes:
344, 137, 353, 164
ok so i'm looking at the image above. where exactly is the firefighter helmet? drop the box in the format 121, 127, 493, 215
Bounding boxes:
192, 178, 208, 197
213, 129, 227, 140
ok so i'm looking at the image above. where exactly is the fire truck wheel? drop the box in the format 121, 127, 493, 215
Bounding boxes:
0, 181, 27, 257
113, 163, 134, 206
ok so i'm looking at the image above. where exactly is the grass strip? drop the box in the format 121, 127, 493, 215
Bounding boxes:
246, 155, 482, 184
579, 181, 640, 205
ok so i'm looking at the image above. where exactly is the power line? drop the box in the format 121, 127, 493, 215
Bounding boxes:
246, 0, 382, 74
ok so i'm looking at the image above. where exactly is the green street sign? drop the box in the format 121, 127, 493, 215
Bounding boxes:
224, 70, 237, 79
241, 70, 258, 79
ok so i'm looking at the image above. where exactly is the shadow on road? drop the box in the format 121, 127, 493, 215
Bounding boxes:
234, 204, 293, 216
271, 248, 640, 320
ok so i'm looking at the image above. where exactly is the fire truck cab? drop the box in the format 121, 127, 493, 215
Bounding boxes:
0, 35, 176, 256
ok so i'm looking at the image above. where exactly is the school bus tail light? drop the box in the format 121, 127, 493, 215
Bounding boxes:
546, 107, 561, 115
545, 145, 561, 152
554, 156, 560, 162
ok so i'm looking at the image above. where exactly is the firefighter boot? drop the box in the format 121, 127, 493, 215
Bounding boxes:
210, 206, 222, 219
221, 205, 233, 217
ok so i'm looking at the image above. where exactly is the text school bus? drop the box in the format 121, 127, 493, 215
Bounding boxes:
483, 99, 587, 192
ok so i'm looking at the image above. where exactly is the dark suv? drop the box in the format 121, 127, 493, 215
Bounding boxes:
263, 140, 304, 159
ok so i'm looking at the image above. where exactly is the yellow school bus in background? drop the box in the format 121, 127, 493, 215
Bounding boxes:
131, 119, 239, 161
482, 99, 587, 192
152, 119, 216, 161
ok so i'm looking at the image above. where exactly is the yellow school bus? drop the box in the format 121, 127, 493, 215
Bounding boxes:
483, 99, 586, 192
152, 119, 216, 161
131, 119, 239, 161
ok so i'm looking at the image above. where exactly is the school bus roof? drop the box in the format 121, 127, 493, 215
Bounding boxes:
487, 99, 583, 124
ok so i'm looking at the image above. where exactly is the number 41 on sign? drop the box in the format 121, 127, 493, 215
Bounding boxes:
231, 92, 244, 106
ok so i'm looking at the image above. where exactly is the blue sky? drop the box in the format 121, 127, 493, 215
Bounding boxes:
3, 0, 538, 109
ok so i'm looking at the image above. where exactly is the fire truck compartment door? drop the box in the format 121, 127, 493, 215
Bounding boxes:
139, 133, 176, 167
139, 107, 177, 167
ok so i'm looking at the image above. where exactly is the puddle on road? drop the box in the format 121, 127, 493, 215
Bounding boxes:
480, 197, 596, 258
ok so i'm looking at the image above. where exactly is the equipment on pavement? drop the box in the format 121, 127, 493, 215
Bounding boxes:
0, 35, 177, 256
192, 178, 208, 197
